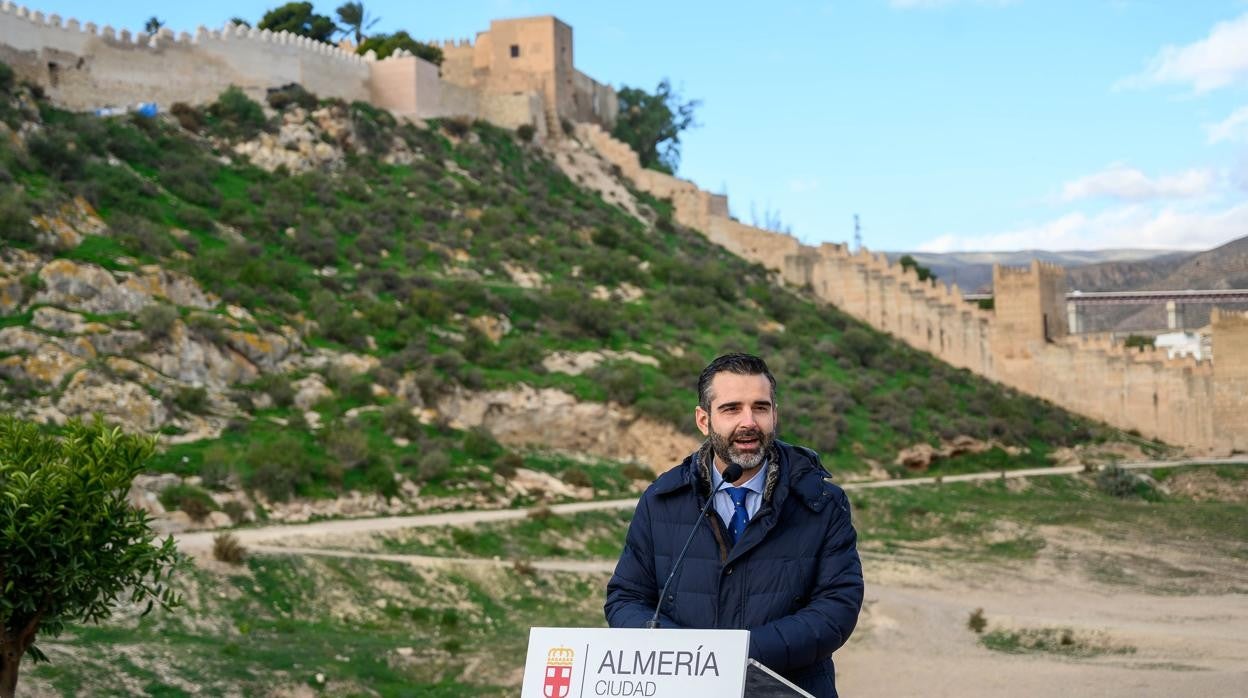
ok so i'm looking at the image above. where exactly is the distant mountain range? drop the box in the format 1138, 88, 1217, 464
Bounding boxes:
887, 234, 1248, 332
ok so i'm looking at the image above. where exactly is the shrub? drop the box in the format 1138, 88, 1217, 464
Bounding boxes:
463, 426, 502, 460
137, 304, 179, 340
173, 386, 210, 415
413, 450, 451, 483
621, 463, 654, 481
221, 500, 249, 524
169, 102, 204, 132
244, 434, 309, 501
495, 451, 524, 478
212, 533, 247, 565
442, 116, 471, 138
562, 467, 592, 488
250, 374, 295, 409
516, 124, 536, 143
207, 86, 268, 139
588, 362, 645, 406
1095, 465, 1155, 499
322, 421, 371, 470
266, 83, 317, 111
158, 483, 218, 522
968, 608, 987, 634
0, 187, 34, 244
381, 402, 423, 440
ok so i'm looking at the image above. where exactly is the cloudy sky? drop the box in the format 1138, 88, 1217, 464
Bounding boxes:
41, 0, 1248, 253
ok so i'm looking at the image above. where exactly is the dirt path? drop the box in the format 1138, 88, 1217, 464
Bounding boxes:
175, 456, 1248, 553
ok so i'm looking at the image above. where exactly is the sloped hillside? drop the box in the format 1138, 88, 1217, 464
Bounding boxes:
0, 67, 1112, 522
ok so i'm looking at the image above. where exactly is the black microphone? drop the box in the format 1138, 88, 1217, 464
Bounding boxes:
645, 462, 743, 629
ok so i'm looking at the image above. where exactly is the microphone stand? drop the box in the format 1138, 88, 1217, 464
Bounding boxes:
645, 462, 742, 629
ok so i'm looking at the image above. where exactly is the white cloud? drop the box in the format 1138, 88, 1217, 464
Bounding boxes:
1119, 12, 1248, 93
1206, 105, 1248, 143
917, 201, 1248, 252
1059, 164, 1215, 202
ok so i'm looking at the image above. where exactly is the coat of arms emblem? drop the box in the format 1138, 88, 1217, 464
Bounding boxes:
543, 646, 574, 698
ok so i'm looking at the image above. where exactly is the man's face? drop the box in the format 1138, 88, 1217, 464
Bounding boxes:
695, 372, 778, 476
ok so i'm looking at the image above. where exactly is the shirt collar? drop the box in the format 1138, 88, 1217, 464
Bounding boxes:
711, 458, 769, 494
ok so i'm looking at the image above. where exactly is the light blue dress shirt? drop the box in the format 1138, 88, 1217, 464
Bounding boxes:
711, 459, 769, 532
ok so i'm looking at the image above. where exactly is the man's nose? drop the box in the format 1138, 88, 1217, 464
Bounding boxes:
740, 410, 758, 428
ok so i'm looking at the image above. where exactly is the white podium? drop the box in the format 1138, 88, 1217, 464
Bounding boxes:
521, 627, 813, 698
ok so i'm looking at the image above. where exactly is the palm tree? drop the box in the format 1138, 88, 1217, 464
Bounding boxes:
144, 16, 164, 34
335, 2, 380, 45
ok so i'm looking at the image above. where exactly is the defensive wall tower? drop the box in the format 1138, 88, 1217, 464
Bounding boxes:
425, 17, 617, 129
576, 121, 1248, 454
1212, 309, 1248, 452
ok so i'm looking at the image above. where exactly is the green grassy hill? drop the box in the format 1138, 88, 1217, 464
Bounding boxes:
1, 67, 1117, 513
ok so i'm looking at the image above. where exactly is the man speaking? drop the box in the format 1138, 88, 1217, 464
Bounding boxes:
605, 353, 863, 697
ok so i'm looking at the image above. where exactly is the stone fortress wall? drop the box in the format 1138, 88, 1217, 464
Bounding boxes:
579, 122, 1248, 455
0, 4, 616, 136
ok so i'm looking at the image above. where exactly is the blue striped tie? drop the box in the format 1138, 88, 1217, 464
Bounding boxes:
726, 487, 750, 545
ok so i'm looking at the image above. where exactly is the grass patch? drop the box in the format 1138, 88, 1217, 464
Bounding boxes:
981, 627, 1135, 658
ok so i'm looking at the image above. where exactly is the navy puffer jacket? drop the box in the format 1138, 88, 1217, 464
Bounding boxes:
605, 441, 863, 698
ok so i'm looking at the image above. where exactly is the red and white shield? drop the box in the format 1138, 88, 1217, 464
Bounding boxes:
543, 664, 572, 698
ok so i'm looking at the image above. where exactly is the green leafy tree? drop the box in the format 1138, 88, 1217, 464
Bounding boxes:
0, 418, 184, 698
143, 16, 164, 34
335, 1, 379, 44
258, 2, 338, 43
356, 30, 443, 65
611, 78, 700, 174
898, 254, 937, 283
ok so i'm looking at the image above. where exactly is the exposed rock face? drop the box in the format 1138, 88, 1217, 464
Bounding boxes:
293, 374, 334, 411
30, 196, 108, 250
57, 370, 168, 432
501, 261, 545, 289
225, 327, 301, 371
33, 260, 217, 314
894, 435, 1026, 471
32, 307, 108, 334
437, 384, 700, 471
137, 321, 259, 389
542, 350, 661, 376
0, 341, 85, 388
509, 468, 593, 500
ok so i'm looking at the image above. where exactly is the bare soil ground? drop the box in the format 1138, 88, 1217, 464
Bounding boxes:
843, 542, 1248, 697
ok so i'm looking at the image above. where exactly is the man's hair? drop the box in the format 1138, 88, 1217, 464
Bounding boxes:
697, 353, 777, 411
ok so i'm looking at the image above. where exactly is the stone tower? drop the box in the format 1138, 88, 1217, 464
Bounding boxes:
991, 261, 1068, 392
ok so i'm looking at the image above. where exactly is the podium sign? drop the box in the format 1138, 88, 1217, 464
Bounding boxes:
521, 627, 750, 698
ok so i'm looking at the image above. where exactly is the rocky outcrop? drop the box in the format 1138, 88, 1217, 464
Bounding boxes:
224, 327, 301, 371
0, 340, 85, 388
437, 384, 699, 471
30, 196, 108, 251
293, 374, 334, 411
542, 350, 661, 376
57, 370, 168, 432
137, 321, 259, 389
31, 307, 109, 335
894, 435, 1027, 471
33, 260, 217, 314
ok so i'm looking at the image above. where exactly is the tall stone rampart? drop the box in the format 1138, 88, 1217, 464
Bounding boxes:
578, 122, 1248, 453
0, 5, 598, 137
0, 3, 373, 109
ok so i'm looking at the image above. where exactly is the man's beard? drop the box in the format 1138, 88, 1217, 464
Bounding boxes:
708, 421, 776, 474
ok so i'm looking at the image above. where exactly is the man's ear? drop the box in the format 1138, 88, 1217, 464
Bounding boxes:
695, 405, 710, 437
